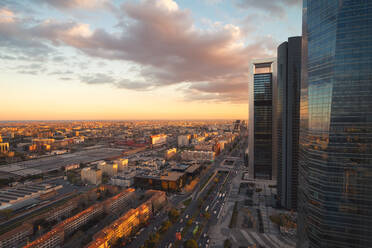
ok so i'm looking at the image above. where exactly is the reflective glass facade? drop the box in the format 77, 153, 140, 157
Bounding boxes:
249, 59, 277, 180
254, 73, 273, 179
298, 1, 372, 248
276, 36, 302, 210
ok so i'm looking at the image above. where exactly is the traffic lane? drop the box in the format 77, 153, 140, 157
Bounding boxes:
126, 212, 168, 248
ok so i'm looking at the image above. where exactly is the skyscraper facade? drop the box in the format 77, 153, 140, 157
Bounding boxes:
249, 58, 277, 180
298, 1, 372, 248
276, 36, 302, 210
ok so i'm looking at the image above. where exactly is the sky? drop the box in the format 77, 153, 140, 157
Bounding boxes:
0, 0, 302, 120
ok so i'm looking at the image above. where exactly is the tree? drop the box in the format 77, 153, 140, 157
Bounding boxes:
168, 208, 180, 223
204, 211, 210, 219
224, 239, 232, 248
160, 220, 172, 233
186, 218, 193, 226
184, 239, 198, 248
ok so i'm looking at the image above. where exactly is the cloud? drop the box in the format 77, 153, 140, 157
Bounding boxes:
38, 0, 111, 10
54, 0, 275, 101
116, 79, 153, 91
0, 8, 15, 23
80, 73, 115, 85
237, 0, 301, 18
0, 0, 277, 103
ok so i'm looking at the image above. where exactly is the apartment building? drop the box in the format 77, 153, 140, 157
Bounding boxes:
0, 223, 32, 248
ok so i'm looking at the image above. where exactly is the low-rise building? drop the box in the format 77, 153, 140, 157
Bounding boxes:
25, 189, 136, 248
165, 148, 177, 160
181, 150, 215, 162
150, 134, 167, 147
0, 143, 9, 154
0, 223, 33, 248
0, 183, 63, 210
177, 135, 190, 147
113, 158, 128, 171
87, 190, 166, 248
97, 163, 118, 177
64, 163, 80, 172
134, 171, 185, 192
103, 188, 135, 214
81, 168, 102, 185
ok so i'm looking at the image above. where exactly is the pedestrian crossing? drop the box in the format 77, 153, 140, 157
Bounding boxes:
240, 229, 295, 248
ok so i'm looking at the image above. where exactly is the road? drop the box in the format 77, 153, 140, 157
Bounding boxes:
154, 137, 245, 248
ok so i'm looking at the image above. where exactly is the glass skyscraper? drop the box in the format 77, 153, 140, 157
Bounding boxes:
249, 59, 277, 180
298, 1, 372, 248
276, 36, 302, 210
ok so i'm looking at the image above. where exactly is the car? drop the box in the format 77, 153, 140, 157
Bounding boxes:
207, 239, 210, 244
180, 218, 183, 223
185, 215, 189, 219
214, 210, 217, 214
180, 227, 184, 232
203, 233, 207, 238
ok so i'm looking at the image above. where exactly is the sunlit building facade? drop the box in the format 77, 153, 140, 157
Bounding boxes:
249, 58, 277, 180
298, 1, 372, 247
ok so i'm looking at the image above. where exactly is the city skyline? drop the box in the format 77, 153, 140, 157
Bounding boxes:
0, 0, 302, 120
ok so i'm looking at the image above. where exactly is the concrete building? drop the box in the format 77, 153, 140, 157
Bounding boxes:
181, 150, 215, 162
134, 171, 185, 192
275, 36, 302, 210
25, 189, 136, 248
113, 158, 128, 171
165, 148, 177, 159
45, 198, 79, 223
87, 190, 166, 248
32, 138, 55, 151
248, 58, 277, 180
150, 134, 167, 147
177, 135, 190, 147
97, 163, 118, 177
0, 223, 33, 248
81, 168, 102, 185
64, 163, 79, 172
0, 143, 9, 154
0, 183, 63, 210
103, 188, 135, 214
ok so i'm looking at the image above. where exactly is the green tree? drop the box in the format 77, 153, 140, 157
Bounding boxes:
224, 239, 232, 248
204, 211, 210, 219
186, 218, 194, 226
160, 220, 172, 233
168, 208, 180, 223
184, 239, 198, 248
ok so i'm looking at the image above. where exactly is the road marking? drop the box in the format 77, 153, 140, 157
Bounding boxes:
240, 230, 255, 245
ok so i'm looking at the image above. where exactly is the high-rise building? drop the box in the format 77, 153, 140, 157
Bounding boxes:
248, 58, 277, 180
298, 1, 372, 248
275, 36, 302, 210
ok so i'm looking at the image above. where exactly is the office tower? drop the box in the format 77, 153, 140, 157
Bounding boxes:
276, 36, 302, 210
248, 58, 277, 180
298, 1, 372, 248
